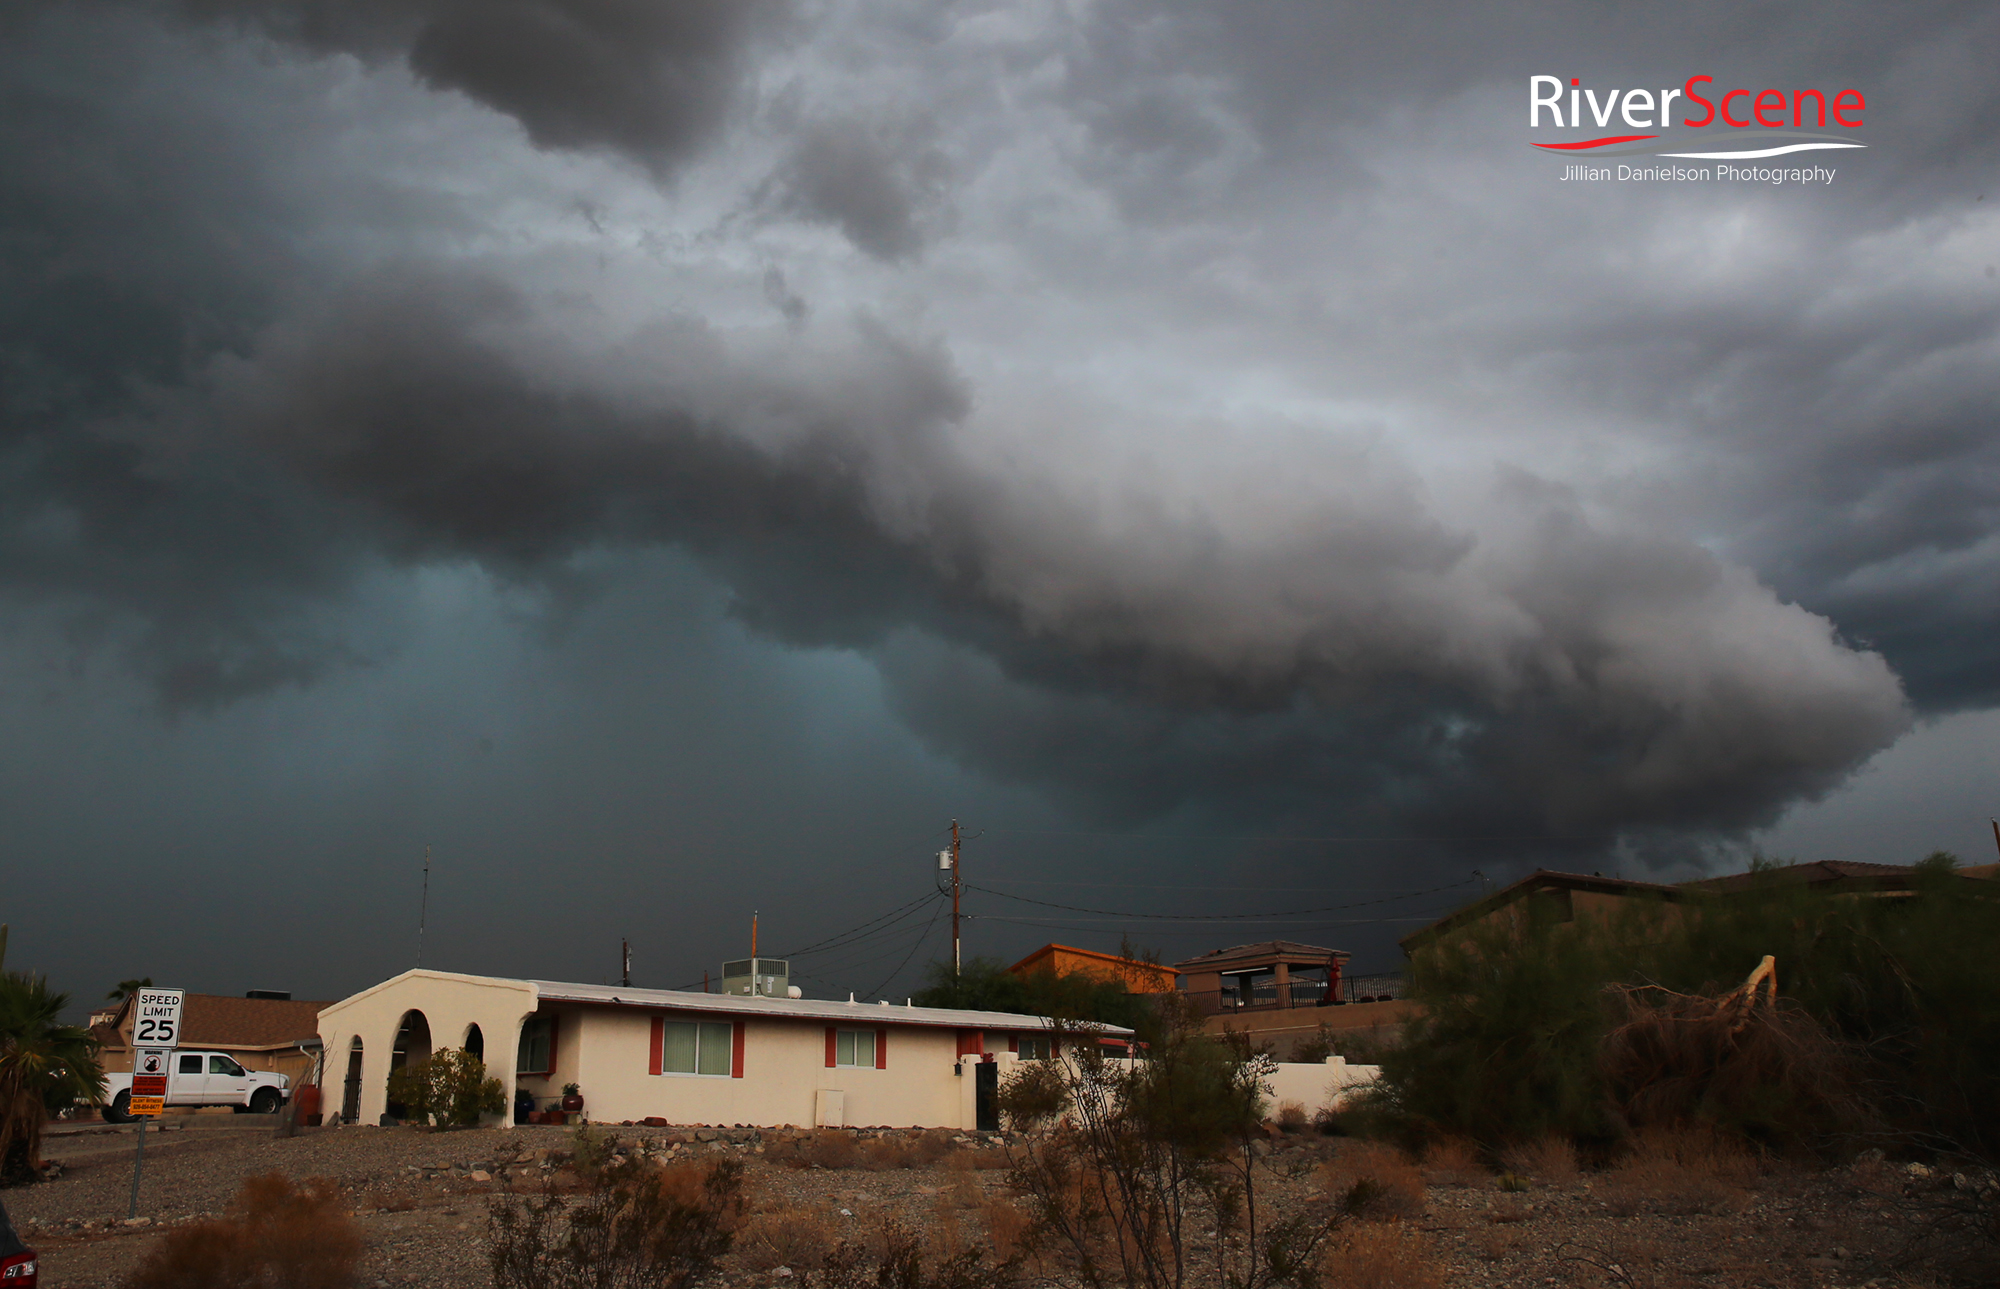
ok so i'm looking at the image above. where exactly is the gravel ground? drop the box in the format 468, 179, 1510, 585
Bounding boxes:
6, 1119, 1986, 1288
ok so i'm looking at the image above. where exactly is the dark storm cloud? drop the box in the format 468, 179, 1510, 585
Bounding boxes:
163, 265, 1905, 846
172, 0, 786, 173
4, 0, 1992, 878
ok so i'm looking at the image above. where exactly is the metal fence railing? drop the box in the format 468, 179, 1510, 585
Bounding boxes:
1180, 973, 1404, 1015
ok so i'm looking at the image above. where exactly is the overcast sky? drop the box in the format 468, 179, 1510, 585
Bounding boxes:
3, 1, 1996, 1011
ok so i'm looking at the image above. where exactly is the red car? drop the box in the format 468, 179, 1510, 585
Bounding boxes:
0, 1197, 36, 1287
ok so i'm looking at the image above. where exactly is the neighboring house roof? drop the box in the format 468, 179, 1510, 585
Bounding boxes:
1400, 860, 1999, 956
530, 979, 1133, 1035
101, 993, 332, 1051
1684, 860, 1927, 894
1005, 943, 1179, 981
1172, 941, 1352, 972
1399, 869, 1682, 954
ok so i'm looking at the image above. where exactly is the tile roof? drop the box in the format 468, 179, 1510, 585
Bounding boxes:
102, 994, 331, 1050
1172, 940, 1351, 970
1005, 943, 1180, 978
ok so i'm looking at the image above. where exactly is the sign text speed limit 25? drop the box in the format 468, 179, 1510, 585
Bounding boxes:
133, 988, 185, 1048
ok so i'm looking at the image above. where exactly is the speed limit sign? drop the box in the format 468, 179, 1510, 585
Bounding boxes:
132, 988, 184, 1048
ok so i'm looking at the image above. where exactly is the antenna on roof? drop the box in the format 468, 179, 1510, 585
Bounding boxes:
621, 938, 631, 988
416, 845, 432, 969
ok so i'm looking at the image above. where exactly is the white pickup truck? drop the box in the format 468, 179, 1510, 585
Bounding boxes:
101, 1051, 290, 1122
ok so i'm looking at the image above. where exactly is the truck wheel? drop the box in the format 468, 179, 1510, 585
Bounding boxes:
250, 1088, 281, 1115
103, 1091, 134, 1124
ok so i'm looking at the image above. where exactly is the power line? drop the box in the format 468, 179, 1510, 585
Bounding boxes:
779, 892, 946, 959
861, 899, 948, 1001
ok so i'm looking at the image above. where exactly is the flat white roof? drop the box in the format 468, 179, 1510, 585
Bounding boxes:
528, 979, 1132, 1036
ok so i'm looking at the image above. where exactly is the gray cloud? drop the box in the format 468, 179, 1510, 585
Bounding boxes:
172, 0, 786, 173
758, 119, 950, 261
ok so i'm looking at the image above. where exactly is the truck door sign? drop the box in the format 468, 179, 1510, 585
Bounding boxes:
133, 989, 185, 1048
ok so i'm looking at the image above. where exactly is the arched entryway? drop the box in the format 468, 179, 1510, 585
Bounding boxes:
463, 1023, 484, 1062
341, 1037, 364, 1124
387, 1010, 432, 1119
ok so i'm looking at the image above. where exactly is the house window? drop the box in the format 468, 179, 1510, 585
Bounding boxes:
834, 1029, 876, 1068
1017, 1036, 1051, 1061
517, 1015, 555, 1076
657, 1021, 733, 1077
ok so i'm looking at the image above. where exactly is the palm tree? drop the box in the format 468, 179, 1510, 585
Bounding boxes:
0, 972, 104, 1183
105, 977, 152, 1004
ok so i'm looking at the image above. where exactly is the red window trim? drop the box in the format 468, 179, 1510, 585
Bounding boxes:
520, 1013, 557, 1078
648, 1016, 663, 1076
731, 1020, 746, 1079
876, 1027, 888, 1070
825, 1027, 837, 1068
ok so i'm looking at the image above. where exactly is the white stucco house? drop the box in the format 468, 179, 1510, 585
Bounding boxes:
316, 969, 1128, 1131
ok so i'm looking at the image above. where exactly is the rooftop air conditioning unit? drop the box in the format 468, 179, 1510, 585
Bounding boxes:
720, 957, 790, 998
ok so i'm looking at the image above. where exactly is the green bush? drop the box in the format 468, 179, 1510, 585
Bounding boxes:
383, 1048, 504, 1128
1375, 857, 2000, 1158
912, 956, 1159, 1040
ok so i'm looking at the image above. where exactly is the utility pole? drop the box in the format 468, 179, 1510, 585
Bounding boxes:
416, 845, 431, 969
948, 820, 964, 980
621, 938, 631, 988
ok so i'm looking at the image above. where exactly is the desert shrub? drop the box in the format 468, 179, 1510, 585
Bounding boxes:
384, 1048, 505, 1128
860, 1136, 920, 1168
1320, 1142, 1425, 1221
124, 1173, 362, 1289
489, 1157, 744, 1289
1321, 1221, 1438, 1289
1276, 1101, 1309, 1131
737, 1204, 840, 1272
805, 1220, 1020, 1289
1376, 907, 1624, 1149
912, 1128, 956, 1166
1418, 1137, 1485, 1186
1497, 1136, 1577, 1183
802, 1129, 860, 1170
1598, 1126, 1758, 1217
1000, 997, 1334, 1289
569, 1123, 615, 1177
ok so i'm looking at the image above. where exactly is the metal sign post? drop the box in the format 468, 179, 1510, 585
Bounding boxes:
127, 990, 182, 1218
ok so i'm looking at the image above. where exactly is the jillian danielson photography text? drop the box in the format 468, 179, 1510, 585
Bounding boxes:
1560, 163, 1840, 184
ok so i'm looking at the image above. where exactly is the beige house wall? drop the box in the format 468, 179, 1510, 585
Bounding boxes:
316, 970, 539, 1128
315, 971, 1040, 1131
1263, 1056, 1379, 1115
557, 1007, 983, 1129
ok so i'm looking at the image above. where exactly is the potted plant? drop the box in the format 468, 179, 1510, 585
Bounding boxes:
560, 1083, 584, 1114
